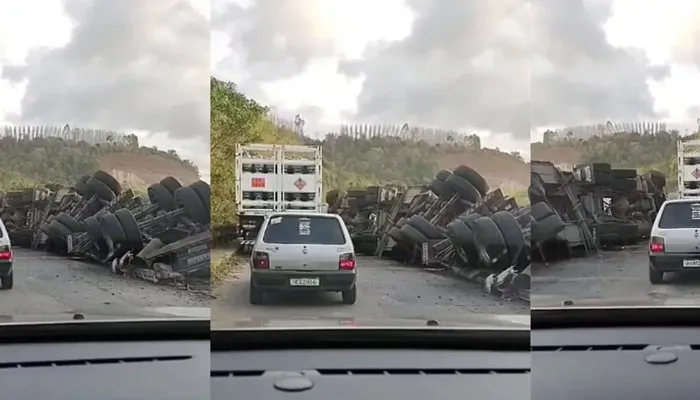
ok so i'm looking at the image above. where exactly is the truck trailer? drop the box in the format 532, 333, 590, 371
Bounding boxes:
235, 143, 325, 252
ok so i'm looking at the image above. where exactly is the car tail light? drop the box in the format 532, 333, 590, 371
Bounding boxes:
339, 253, 356, 270
0, 245, 11, 261
649, 236, 665, 253
252, 251, 270, 269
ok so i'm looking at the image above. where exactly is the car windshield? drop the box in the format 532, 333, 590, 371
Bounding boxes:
263, 215, 347, 245
210, 0, 531, 331
0, 3, 210, 323
529, 2, 700, 310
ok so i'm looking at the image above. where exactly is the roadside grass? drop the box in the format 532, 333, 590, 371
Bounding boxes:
211, 249, 243, 286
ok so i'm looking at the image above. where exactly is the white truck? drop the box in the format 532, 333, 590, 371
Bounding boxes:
677, 139, 700, 198
235, 143, 325, 250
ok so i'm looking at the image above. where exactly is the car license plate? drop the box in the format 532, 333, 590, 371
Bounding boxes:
683, 259, 700, 268
290, 278, 320, 286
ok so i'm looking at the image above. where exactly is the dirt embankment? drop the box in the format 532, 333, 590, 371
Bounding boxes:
437, 149, 530, 192
531, 143, 582, 165
99, 152, 200, 189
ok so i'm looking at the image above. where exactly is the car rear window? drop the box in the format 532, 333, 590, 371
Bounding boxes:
262, 215, 346, 245
0, 219, 4, 238
658, 202, 700, 229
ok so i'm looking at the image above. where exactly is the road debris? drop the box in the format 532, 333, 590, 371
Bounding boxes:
0, 170, 210, 287
329, 165, 531, 303
530, 160, 666, 265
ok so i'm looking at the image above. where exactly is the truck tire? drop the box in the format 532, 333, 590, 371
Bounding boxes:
531, 214, 565, 243
73, 182, 89, 197
470, 216, 509, 270
47, 220, 71, 242
174, 186, 209, 225
190, 181, 211, 212
446, 219, 479, 266
531, 202, 555, 222
388, 226, 404, 243
400, 224, 428, 245
159, 176, 182, 194
529, 173, 546, 198
490, 211, 528, 269
453, 165, 489, 195
114, 209, 142, 249
460, 213, 481, 228
445, 174, 481, 203
86, 177, 115, 201
85, 216, 103, 242
435, 169, 452, 181
55, 212, 84, 233
93, 170, 122, 196
148, 183, 176, 211
98, 213, 127, 244
406, 216, 444, 239
430, 179, 453, 200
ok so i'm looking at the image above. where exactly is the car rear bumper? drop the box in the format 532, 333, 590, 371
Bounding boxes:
0, 260, 12, 277
251, 269, 356, 291
650, 253, 700, 272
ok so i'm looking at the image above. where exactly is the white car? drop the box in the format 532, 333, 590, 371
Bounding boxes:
0, 218, 13, 289
249, 212, 357, 305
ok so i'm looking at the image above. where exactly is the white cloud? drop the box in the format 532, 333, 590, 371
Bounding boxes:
213, 0, 700, 156
211, 0, 534, 157
531, 0, 700, 141
0, 0, 210, 181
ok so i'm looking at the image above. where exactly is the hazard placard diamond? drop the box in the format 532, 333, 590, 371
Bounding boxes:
294, 178, 307, 190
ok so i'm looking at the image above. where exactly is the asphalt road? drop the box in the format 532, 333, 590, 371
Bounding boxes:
531, 244, 700, 306
0, 248, 209, 319
211, 254, 528, 329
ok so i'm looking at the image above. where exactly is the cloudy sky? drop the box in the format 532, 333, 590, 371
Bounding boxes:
0, 0, 211, 181
212, 0, 700, 157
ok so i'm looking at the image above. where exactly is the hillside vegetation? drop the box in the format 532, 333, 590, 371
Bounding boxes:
210, 77, 530, 230
532, 130, 694, 190
0, 135, 200, 193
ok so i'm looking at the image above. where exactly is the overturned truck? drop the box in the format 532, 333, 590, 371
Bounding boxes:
530, 160, 666, 262
1, 170, 211, 287
328, 165, 531, 302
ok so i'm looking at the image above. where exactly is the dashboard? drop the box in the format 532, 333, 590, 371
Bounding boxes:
211, 328, 531, 400
0, 340, 209, 400
533, 327, 700, 399
0, 318, 209, 400
532, 307, 700, 400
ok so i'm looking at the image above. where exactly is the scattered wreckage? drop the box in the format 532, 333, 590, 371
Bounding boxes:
0, 170, 210, 287
328, 165, 531, 303
530, 160, 666, 263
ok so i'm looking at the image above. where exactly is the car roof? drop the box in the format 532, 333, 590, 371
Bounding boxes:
267, 212, 339, 218
663, 198, 700, 205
